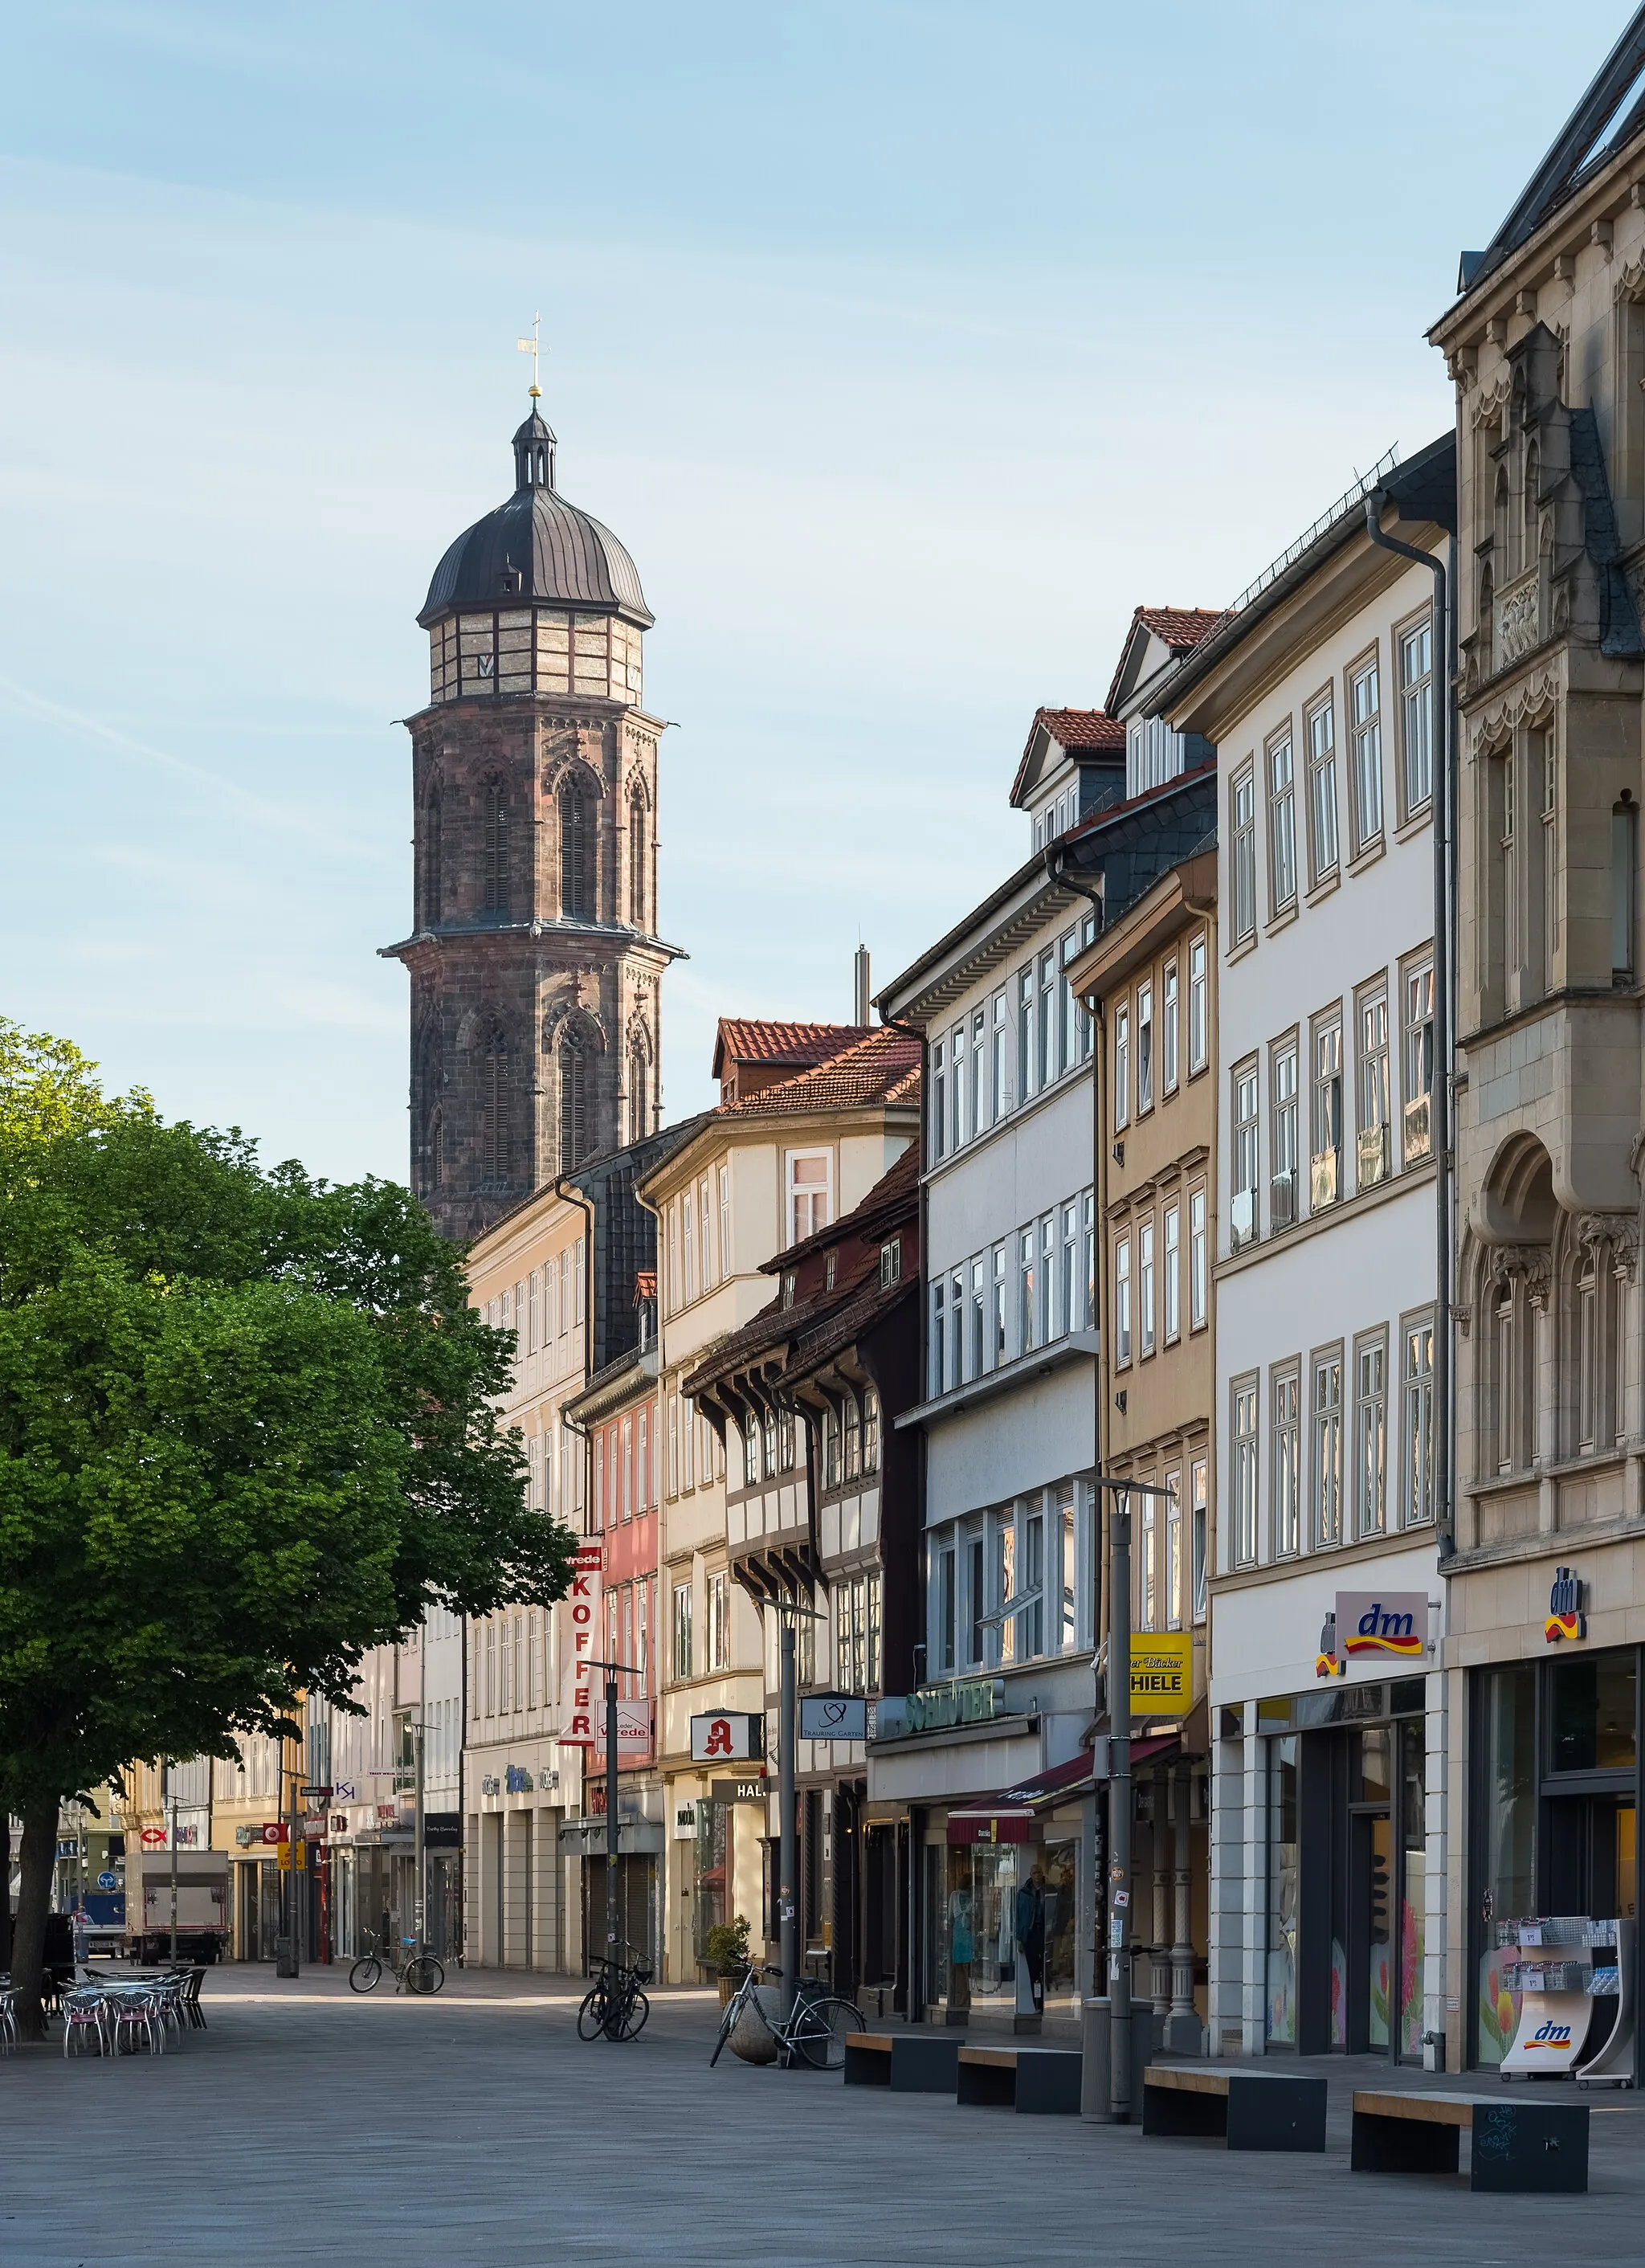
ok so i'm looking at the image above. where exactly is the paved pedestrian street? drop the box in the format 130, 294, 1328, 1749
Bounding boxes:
8, 1971, 1645, 2266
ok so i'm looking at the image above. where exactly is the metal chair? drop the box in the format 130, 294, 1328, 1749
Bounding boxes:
0, 1988, 18, 2054
62, 1989, 110, 2058
112, 1990, 161, 2056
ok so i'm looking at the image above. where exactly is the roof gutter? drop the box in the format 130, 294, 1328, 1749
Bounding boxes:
1363, 495, 1455, 1569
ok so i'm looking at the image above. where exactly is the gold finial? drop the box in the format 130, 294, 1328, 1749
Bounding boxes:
516, 311, 543, 402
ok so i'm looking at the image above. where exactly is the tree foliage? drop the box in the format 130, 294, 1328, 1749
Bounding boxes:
0, 1019, 576, 1816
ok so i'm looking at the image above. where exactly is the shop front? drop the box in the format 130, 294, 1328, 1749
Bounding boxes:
929, 1784, 1086, 2029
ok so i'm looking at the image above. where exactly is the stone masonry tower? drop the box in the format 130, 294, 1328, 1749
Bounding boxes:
384, 397, 678, 1241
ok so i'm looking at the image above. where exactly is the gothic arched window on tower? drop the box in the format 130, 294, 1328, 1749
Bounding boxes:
628, 1049, 647, 1144
560, 1025, 593, 1172
422, 780, 443, 930
483, 778, 509, 917
628, 788, 646, 929
560, 777, 594, 922
480, 1019, 515, 1187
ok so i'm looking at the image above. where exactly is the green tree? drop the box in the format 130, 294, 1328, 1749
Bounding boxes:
0, 1023, 574, 2037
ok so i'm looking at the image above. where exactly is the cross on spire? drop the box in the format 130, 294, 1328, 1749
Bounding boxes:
516, 312, 544, 402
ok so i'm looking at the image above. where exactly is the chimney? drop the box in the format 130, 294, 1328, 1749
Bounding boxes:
854, 944, 871, 1027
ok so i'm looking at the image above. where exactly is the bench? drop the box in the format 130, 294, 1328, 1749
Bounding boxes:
843, 2032, 961, 2093
1142, 2064, 1327, 2152
957, 2045, 1082, 2115
1351, 2090, 1588, 2193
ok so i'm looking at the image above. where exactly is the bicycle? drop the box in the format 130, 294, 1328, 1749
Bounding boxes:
577, 1949, 651, 2042
709, 1964, 863, 2071
349, 1932, 445, 1996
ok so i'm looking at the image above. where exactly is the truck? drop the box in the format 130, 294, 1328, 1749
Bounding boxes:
127, 1853, 229, 1964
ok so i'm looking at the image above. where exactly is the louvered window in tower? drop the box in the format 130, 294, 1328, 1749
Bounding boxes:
483, 781, 509, 917
560, 780, 594, 921
628, 791, 646, 927
480, 1022, 513, 1186
423, 783, 443, 929
560, 1028, 592, 1172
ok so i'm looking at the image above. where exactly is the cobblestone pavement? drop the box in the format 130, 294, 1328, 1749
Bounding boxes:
6, 1968, 1645, 2266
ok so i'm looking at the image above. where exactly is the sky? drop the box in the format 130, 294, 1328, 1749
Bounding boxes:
0, 1, 1632, 1185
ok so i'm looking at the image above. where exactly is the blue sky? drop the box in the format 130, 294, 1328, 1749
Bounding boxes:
0, 2, 1627, 1183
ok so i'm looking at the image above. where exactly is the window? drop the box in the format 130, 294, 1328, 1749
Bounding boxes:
1541, 733, 1557, 994
742, 1417, 758, 1489
628, 787, 647, 925
1061, 933, 1081, 1075
863, 1387, 880, 1472
622, 1412, 635, 1517
1231, 765, 1257, 943
867, 1571, 882, 1690
1137, 979, 1154, 1112
1039, 1214, 1055, 1346
681, 1392, 695, 1490
1357, 989, 1390, 1187
1268, 733, 1297, 911
558, 776, 594, 920
970, 1009, 986, 1140
667, 1395, 679, 1497
931, 1039, 946, 1166
1403, 1318, 1435, 1525
968, 1258, 985, 1379
967, 1532, 986, 1665
1232, 1065, 1259, 1248
880, 1237, 901, 1287
1058, 1488, 1077, 1650
993, 1514, 1016, 1667
1272, 1368, 1300, 1558
1312, 1015, 1342, 1207
1039, 952, 1056, 1086
1188, 937, 1208, 1072
991, 991, 1010, 1118
1306, 696, 1339, 882
937, 1544, 957, 1673
949, 1022, 964, 1154
700, 1176, 712, 1292
1022, 1510, 1045, 1660
1161, 960, 1179, 1093
1578, 1264, 1599, 1453
1312, 1351, 1343, 1547
1139, 1218, 1156, 1355
1399, 617, 1433, 815
930, 1278, 946, 1398
787, 1151, 831, 1242
1165, 1471, 1182, 1631
1496, 1286, 1516, 1475
1141, 1490, 1157, 1633
1018, 966, 1035, 1101
1163, 1201, 1180, 1342
673, 1582, 693, 1680
1402, 961, 1435, 1161
949, 1266, 963, 1388
707, 1572, 729, 1671
719, 1164, 732, 1279
1114, 1236, 1132, 1365
992, 1244, 1008, 1365
1354, 1333, 1387, 1537
1267, 1039, 1298, 1229
1113, 1007, 1130, 1129
843, 1395, 861, 1480
1232, 1381, 1259, 1567
1189, 1187, 1207, 1330
1190, 1460, 1209, 1623
779, 1408, 797, 1470
683, 1188, 697, 1304
1350, 657, 1383, 851
1062, 1202, 1081, 1338
1081, 1194, 1095, 1334
1614, 800, 1637, 984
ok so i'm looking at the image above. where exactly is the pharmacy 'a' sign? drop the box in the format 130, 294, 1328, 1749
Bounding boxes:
690, 1711, 763, 1762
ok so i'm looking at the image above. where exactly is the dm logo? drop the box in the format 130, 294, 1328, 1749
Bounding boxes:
1529, 2021, 1574, 2049
1316, 1611, 1345, 1680
1545, 1565, 1586, 1645
1344, 1600, 1424, 1659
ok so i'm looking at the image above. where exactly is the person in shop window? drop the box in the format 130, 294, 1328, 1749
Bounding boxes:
1014, 1864, 1047, 2013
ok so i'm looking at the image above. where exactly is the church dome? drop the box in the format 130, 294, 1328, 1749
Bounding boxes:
418, 411, 652, 629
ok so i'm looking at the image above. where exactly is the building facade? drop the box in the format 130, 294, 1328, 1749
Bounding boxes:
1165, 444, 1452, 2066
384, 397, 680, 1241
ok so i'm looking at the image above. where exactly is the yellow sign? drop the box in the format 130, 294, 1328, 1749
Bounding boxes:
1130, 1633, 1192, 1708
276, 1840, 307, 1871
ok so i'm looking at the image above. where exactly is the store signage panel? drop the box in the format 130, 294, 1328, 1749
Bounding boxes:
558, 1557, 602, 1747
946, 1811, 1032, 1846
1129, 1635, 1192, 1706
710, 1777, 768, 1804
690, 1711, 762, 1762
1335, 1591, 1427, 1662
801, 1694, 867, 1743
673, 1800, 698, 1838
1545, 1566, 1588, 1644
904, 1678, 1004, 1735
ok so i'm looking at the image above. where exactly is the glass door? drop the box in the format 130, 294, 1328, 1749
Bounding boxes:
1345, 1728, 1392, 2053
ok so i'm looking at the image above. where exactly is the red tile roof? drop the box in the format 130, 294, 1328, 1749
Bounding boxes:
711, 1019, 871, 1078
1036, 707, 1125, 750
716, 1028, 921, 1118
1132, 607, 1228, 652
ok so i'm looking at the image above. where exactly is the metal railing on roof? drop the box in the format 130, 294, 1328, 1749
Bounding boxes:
1220, 443, 1401, 623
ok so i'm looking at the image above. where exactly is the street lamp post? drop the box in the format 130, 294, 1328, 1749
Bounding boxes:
582, 1660, 636, 1972
778, 1615, 797, 2022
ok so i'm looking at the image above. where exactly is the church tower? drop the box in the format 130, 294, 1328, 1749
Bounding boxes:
384, 392, 677, 1241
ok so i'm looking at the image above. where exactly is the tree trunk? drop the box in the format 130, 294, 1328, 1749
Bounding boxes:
13, 1795, 59, 2042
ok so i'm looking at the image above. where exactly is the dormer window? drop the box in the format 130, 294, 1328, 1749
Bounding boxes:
825, 1251, 838, 1291
880, 1237, 902, 1287
1128, 716, 1184, 799
782, 1270, 797, 1309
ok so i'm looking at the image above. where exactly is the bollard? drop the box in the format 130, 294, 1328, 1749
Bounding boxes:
1081, 1996, 1112, 2122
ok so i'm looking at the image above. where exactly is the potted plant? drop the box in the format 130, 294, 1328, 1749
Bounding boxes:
704, 1915, 751, 2004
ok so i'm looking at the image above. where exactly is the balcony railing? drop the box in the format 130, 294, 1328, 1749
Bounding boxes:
1403, 1091, 1431, 1162
1270, 1169, 1296, 1230
1310, 1146, 1339, 1210
1231, 1188, 1257, 1252
1357, 1121, 1390, 1191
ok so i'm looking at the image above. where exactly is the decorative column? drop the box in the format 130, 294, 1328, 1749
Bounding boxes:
1165, 1761, 1199, 2052
1151, 1775, 1170, 2020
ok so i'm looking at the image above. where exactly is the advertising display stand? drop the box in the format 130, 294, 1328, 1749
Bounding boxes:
1499, 1916, 1635, 2086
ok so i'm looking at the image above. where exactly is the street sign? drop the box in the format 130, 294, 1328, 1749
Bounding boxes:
299, 1784, 332, 1800
710, 1776, 767, 1805
690, 1710, 762, 1762
800, 1694, 867, 1743
96, 1870, 118, 1891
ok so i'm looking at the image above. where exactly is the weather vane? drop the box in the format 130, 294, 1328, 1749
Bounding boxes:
516, 312, 544, 403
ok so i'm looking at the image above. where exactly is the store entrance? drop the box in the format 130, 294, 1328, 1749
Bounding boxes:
1544, 1792, 1636, 1923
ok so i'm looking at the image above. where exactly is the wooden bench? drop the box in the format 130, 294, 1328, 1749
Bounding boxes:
843, 2032, 961, 2093
1141, 2064, 1326, 2152
1351, 2090, 1588, 2192
956, 2045, 1082, 2115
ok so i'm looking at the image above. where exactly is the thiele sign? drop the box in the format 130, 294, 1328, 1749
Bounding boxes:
1129, 1635, 1192, 1707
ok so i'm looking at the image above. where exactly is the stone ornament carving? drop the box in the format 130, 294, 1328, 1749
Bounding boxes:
1496, 1244, 1553, 1307
1579, 1212, 1641, 1281
1471, 372, 1512, 428
1495, 569, 1541, 668
1467, 662, 1561, 744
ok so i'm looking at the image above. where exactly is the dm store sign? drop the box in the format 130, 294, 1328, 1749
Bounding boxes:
1335, 1591, 1427, 1664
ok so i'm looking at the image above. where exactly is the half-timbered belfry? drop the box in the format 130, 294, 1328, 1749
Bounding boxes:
385, 390, 680, 1240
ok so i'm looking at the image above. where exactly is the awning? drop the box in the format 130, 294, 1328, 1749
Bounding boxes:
945, 1735, 1180, 1845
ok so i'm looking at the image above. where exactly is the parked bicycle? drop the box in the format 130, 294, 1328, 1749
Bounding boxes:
577, 1948, 651, 2042
709, 1964, 863, 2071
349, 1931, 445, 1996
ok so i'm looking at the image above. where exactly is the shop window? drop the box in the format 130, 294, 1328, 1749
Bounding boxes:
1472, 1664, 1535, 2069
1266, 1734, 1300, 2045
1022, 1508, 1045, 1661
1549, 1652, 1637, 1774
